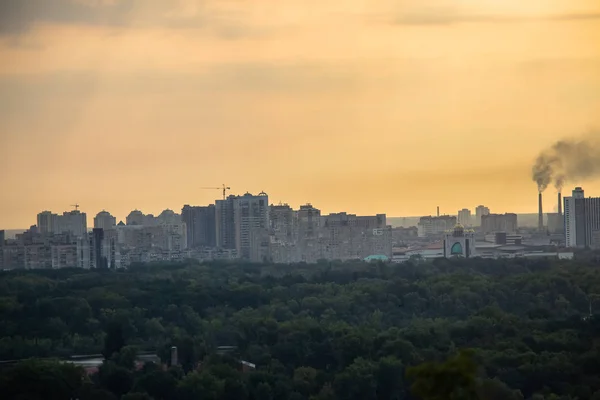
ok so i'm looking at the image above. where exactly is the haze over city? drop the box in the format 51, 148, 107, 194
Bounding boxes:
2, 0, 600, 229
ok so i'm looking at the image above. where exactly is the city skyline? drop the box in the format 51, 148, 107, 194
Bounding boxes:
1, 0, 600, 228
0, 187, 588, 230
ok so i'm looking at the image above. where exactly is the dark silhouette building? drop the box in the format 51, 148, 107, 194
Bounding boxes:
91, 228, 108, 269
181, 205, 217, 248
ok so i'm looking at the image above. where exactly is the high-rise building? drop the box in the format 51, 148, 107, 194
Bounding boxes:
233, 192, 270, 262
55, 210, 88, 237
269, 203, 298, 264
481, 213, 518, 234
270, 204, 296, 243
565, 187, 586, 247
457, 208, 472, 226
94, 211, 116, 230
296, 203, 321, 263
158, 209, 181, 225
215, 192, 271, 260
215, 196, 237, 250
37, 211, 58, 234
90, 228, 108, 269
0, 230, 4, 247
181, 205, 217, 248
297, 204, 321, 240
475, 205, 490, 226
126, 210, 145, 226
565, 187, 600, 248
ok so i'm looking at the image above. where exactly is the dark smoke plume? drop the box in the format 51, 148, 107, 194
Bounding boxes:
532, 132, 600, 192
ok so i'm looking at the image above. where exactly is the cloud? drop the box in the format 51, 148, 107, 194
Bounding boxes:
0, 0, 276, 40
391, 10, 600, 26
0, 0, 138, 34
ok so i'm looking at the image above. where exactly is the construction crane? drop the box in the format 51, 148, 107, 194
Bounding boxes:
201, 184, 231, 200
71, 203, 80, 211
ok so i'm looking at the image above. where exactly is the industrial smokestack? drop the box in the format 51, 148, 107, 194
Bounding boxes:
171, 346, 178, 366
437, 206, 440, 217
538, 192, 544, 232
558, 192, 562, 216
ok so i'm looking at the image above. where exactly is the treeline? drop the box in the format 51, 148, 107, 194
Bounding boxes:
2, 257, 600, 399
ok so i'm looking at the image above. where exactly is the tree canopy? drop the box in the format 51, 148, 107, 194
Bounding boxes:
2, 256, 600, 399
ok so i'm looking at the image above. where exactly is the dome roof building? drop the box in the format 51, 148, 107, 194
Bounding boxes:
443, 223, 475, 258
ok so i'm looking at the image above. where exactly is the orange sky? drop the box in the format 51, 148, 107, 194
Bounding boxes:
1, 0, 600, 228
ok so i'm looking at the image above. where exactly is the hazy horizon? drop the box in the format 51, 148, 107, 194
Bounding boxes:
1, 0, 600, 229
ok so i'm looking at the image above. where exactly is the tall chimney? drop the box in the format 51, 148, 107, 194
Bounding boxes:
558, 192, 562, 216
437, 206, 440, 217
170, 346, 178, 366
538, 192, 544, 232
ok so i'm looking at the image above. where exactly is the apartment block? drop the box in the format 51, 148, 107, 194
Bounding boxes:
1, 230, 90, 269
480, 213, 518, 234
475, 205, 490, 226
565, 187, 600, 248
458, 208, 472, 226
318, 212, 392, 261
94, 211, 116, 230
37, 211, 58, 234
181, 205, 216, 248
215, 196, 237, 250
296, 204, 321, 263
418, 216, 457, 237
233, 192, 270, 262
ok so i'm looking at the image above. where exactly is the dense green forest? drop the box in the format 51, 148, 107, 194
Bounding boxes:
2, 256, 600, 399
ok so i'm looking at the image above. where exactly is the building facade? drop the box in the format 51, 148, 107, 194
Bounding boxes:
565, 187, 600, 248
233, 192, 270, 262
157, 209, 181, 225
0, 229, 90, 269
215, 196, 237, 250
37, 211, 58, 234
443, 224, 475, 258
270, 204, 296, 244
269, 204, 298, 263
51, 210, 88, 238
181, 205, 216, 248
475, 205, 490, 226
94, 211, 116, 230
126, 210, 145, 226
418, 216, 457, 237
458, 208, 472, 226
480, 213, 518, 234
296, 204, 321, 263
565, 187, 587, 247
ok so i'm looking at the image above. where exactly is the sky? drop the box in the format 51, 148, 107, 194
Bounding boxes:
1, 0, 600, 228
